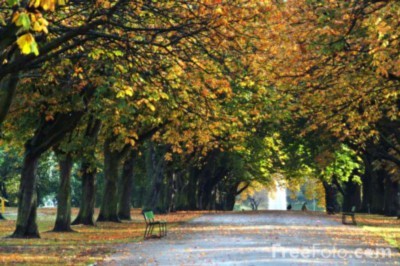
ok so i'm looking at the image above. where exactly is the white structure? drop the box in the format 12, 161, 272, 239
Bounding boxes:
42, 196, 56, 208
267, 179, 287, 210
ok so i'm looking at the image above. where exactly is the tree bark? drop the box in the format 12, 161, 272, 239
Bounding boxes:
72, 162, 97, 225
187, 168, 198, 210
397, 180, 400, 219
145, 143, 166, 212
224, 182, 244, 211
342, 174, 362, 212
97, 138, 122, 222
10, 85, 93, 238
11, 153, 40, 238
98, 127, 161, 220
0, 72, 18, 126
53, 153, 73, 232
383, 177, 399, 216
323, 180, 340, 214
72, 118, 101, 225
166, 172, 178, 213
118, 150, 135, 220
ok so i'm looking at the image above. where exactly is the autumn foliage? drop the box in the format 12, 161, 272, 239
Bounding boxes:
0, 0, 398, 256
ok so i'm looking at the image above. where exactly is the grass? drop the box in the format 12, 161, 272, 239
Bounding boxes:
356, 214, 400, 250
331, 212, 400, 250
0, 208, 201, 265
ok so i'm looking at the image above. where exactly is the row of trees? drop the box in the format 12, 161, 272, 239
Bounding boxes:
0, 0, 399, 238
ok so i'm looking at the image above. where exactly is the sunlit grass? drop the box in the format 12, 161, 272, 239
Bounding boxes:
0, 208, 201, 265
330, 212, 400, 250
356, 214, 400, 250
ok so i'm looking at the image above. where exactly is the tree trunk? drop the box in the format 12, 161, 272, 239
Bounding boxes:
167, 172, 178, 213
53, 153, 73, 232
370, 169, 385, 214
323, 180, 340, 213
11, 153, 40, 238
397, 180, 400, 219
97, 138, 121, 222
224, 182, 242, 211
10, 86, 93, 238
72, 162, 97, 225
384, 177, 399, 216
118, 150, 135, 220
361, 169, 372, 213
187, 169, 198, 210
342, 174, 362, 212
0, 71, 18, 126
72, 118, 101, 226
145, 144, 166, 212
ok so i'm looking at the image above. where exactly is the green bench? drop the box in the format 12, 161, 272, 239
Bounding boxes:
342, 206, 357, 225
142, 210, 167, 239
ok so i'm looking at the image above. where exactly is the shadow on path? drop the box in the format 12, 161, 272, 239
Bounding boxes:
99, 211, 399, 265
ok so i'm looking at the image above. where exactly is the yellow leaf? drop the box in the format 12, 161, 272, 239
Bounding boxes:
29, 0, 41, 8
145, 102, 156, 112
11, 11, 19, 23
16, 33, 39, 55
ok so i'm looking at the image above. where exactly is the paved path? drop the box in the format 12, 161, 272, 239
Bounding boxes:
100, 211, 399, 265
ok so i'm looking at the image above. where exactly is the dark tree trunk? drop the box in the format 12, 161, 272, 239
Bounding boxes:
225, 192, 236, 211
118, 150, 135, 220
173, 170, 190, 211
97, 138, 122, 222
145, 144, 166, 211
342, 174, 362, 212
10, 85, 93, 238
0, 72, 18, 126
72, 162, 96, 225
224, 182, 243, 211
383, 177, 399, 216
187, 169, 198, 210
361, 166, 372, 213
72, 118, 101, 226
197, 166, 212, 210
11, 153, 40, 238
360, 153, 386, 213
370, 169, 385, 214
166, 172, 177, 213
53, 153, 73, 232
146, 164, 164, 210
323, 180, 340, 213
397, 180, 400, 219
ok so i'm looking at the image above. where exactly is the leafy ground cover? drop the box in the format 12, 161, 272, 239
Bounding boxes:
0, 208, 201, 265
330, 213, 399, 250
0, 209, 398, 265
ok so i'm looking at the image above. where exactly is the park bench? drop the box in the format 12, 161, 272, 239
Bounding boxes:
142, 210, 167, 239
342, 206, 357, 225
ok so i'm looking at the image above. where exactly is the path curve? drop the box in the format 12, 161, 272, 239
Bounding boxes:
100, 211, 399, 265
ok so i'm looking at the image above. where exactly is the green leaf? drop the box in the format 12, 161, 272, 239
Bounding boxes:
6, 0, 19, 7
16, 13, 31, 30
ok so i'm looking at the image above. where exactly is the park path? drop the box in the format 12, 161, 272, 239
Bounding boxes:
100, 211, 399, 265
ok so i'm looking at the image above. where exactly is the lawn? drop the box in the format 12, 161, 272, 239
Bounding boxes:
330, 212, 400, 250
356, 214, 400, 250
0, 208, 201, 265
